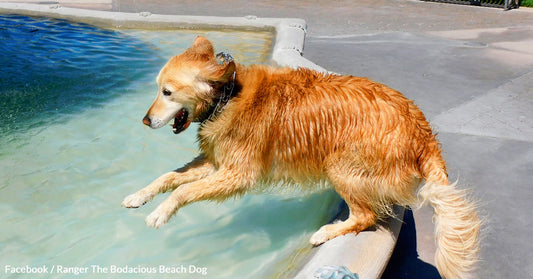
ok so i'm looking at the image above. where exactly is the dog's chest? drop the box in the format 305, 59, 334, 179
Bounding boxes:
197, 119, 236, 164
197, 123, 219, 156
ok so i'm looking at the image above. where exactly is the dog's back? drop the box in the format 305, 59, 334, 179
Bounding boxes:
202, 66, 431, 193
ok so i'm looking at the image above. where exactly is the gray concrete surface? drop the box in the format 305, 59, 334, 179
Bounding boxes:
3, 1, 533, 278
302, 16, 533, 279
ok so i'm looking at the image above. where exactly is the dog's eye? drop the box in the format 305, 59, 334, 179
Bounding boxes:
162, 88, 172, 96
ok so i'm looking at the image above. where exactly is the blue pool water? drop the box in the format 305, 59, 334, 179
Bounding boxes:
0, 15, 162, 136
0, 15, 339, 278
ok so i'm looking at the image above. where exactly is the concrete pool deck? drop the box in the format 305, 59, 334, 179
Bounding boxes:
2, 1, 533, 278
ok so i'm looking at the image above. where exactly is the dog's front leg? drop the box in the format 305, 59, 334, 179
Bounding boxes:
121, 155, 214, 208
145, 168, 254, 228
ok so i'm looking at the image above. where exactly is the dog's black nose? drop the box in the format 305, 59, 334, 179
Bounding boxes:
142, 116, 151, 126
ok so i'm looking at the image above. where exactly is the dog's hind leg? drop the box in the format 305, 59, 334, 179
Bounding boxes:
121, 155, 214, 208
145, 167, 255, 228
310, 167, 377, 246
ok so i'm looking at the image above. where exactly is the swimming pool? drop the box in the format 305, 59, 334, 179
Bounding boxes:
0, 14, 340, 278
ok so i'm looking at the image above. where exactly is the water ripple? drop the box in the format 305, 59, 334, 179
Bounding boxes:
0, 14, 164, 136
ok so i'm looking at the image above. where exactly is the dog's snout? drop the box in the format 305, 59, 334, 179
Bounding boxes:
142, 116, 151, 126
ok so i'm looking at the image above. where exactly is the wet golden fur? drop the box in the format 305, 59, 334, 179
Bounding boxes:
122, 37, 480, 279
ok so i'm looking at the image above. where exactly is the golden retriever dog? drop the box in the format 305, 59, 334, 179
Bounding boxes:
122, 36, 480, 279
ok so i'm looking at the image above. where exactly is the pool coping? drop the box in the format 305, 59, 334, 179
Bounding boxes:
0, 3, 403, 278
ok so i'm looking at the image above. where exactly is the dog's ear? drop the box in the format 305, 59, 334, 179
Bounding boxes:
192, 36, 214, 55
193, 36, 210, 47
208, 61, 236, 84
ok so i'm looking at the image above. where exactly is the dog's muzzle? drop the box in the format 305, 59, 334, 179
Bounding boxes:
142, 109, 190, 134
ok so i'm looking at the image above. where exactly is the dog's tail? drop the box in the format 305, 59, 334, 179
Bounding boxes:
418, 151, 481, 279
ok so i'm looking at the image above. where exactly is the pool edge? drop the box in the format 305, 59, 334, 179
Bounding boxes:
0, 3, 402, 278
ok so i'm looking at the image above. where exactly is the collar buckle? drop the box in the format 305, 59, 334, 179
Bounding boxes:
216, 51, 234, 64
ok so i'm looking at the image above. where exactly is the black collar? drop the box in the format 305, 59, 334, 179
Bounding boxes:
202, 52, 238, 123
207, 70, 236, 121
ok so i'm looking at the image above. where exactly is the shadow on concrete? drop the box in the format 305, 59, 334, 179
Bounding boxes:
381, 209, 441, 279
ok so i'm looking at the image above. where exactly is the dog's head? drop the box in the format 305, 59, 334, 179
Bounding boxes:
142, 36, 236, 134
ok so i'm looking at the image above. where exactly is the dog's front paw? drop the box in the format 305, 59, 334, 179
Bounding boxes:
121, 191, 153, 208
145, 205, 173, 228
